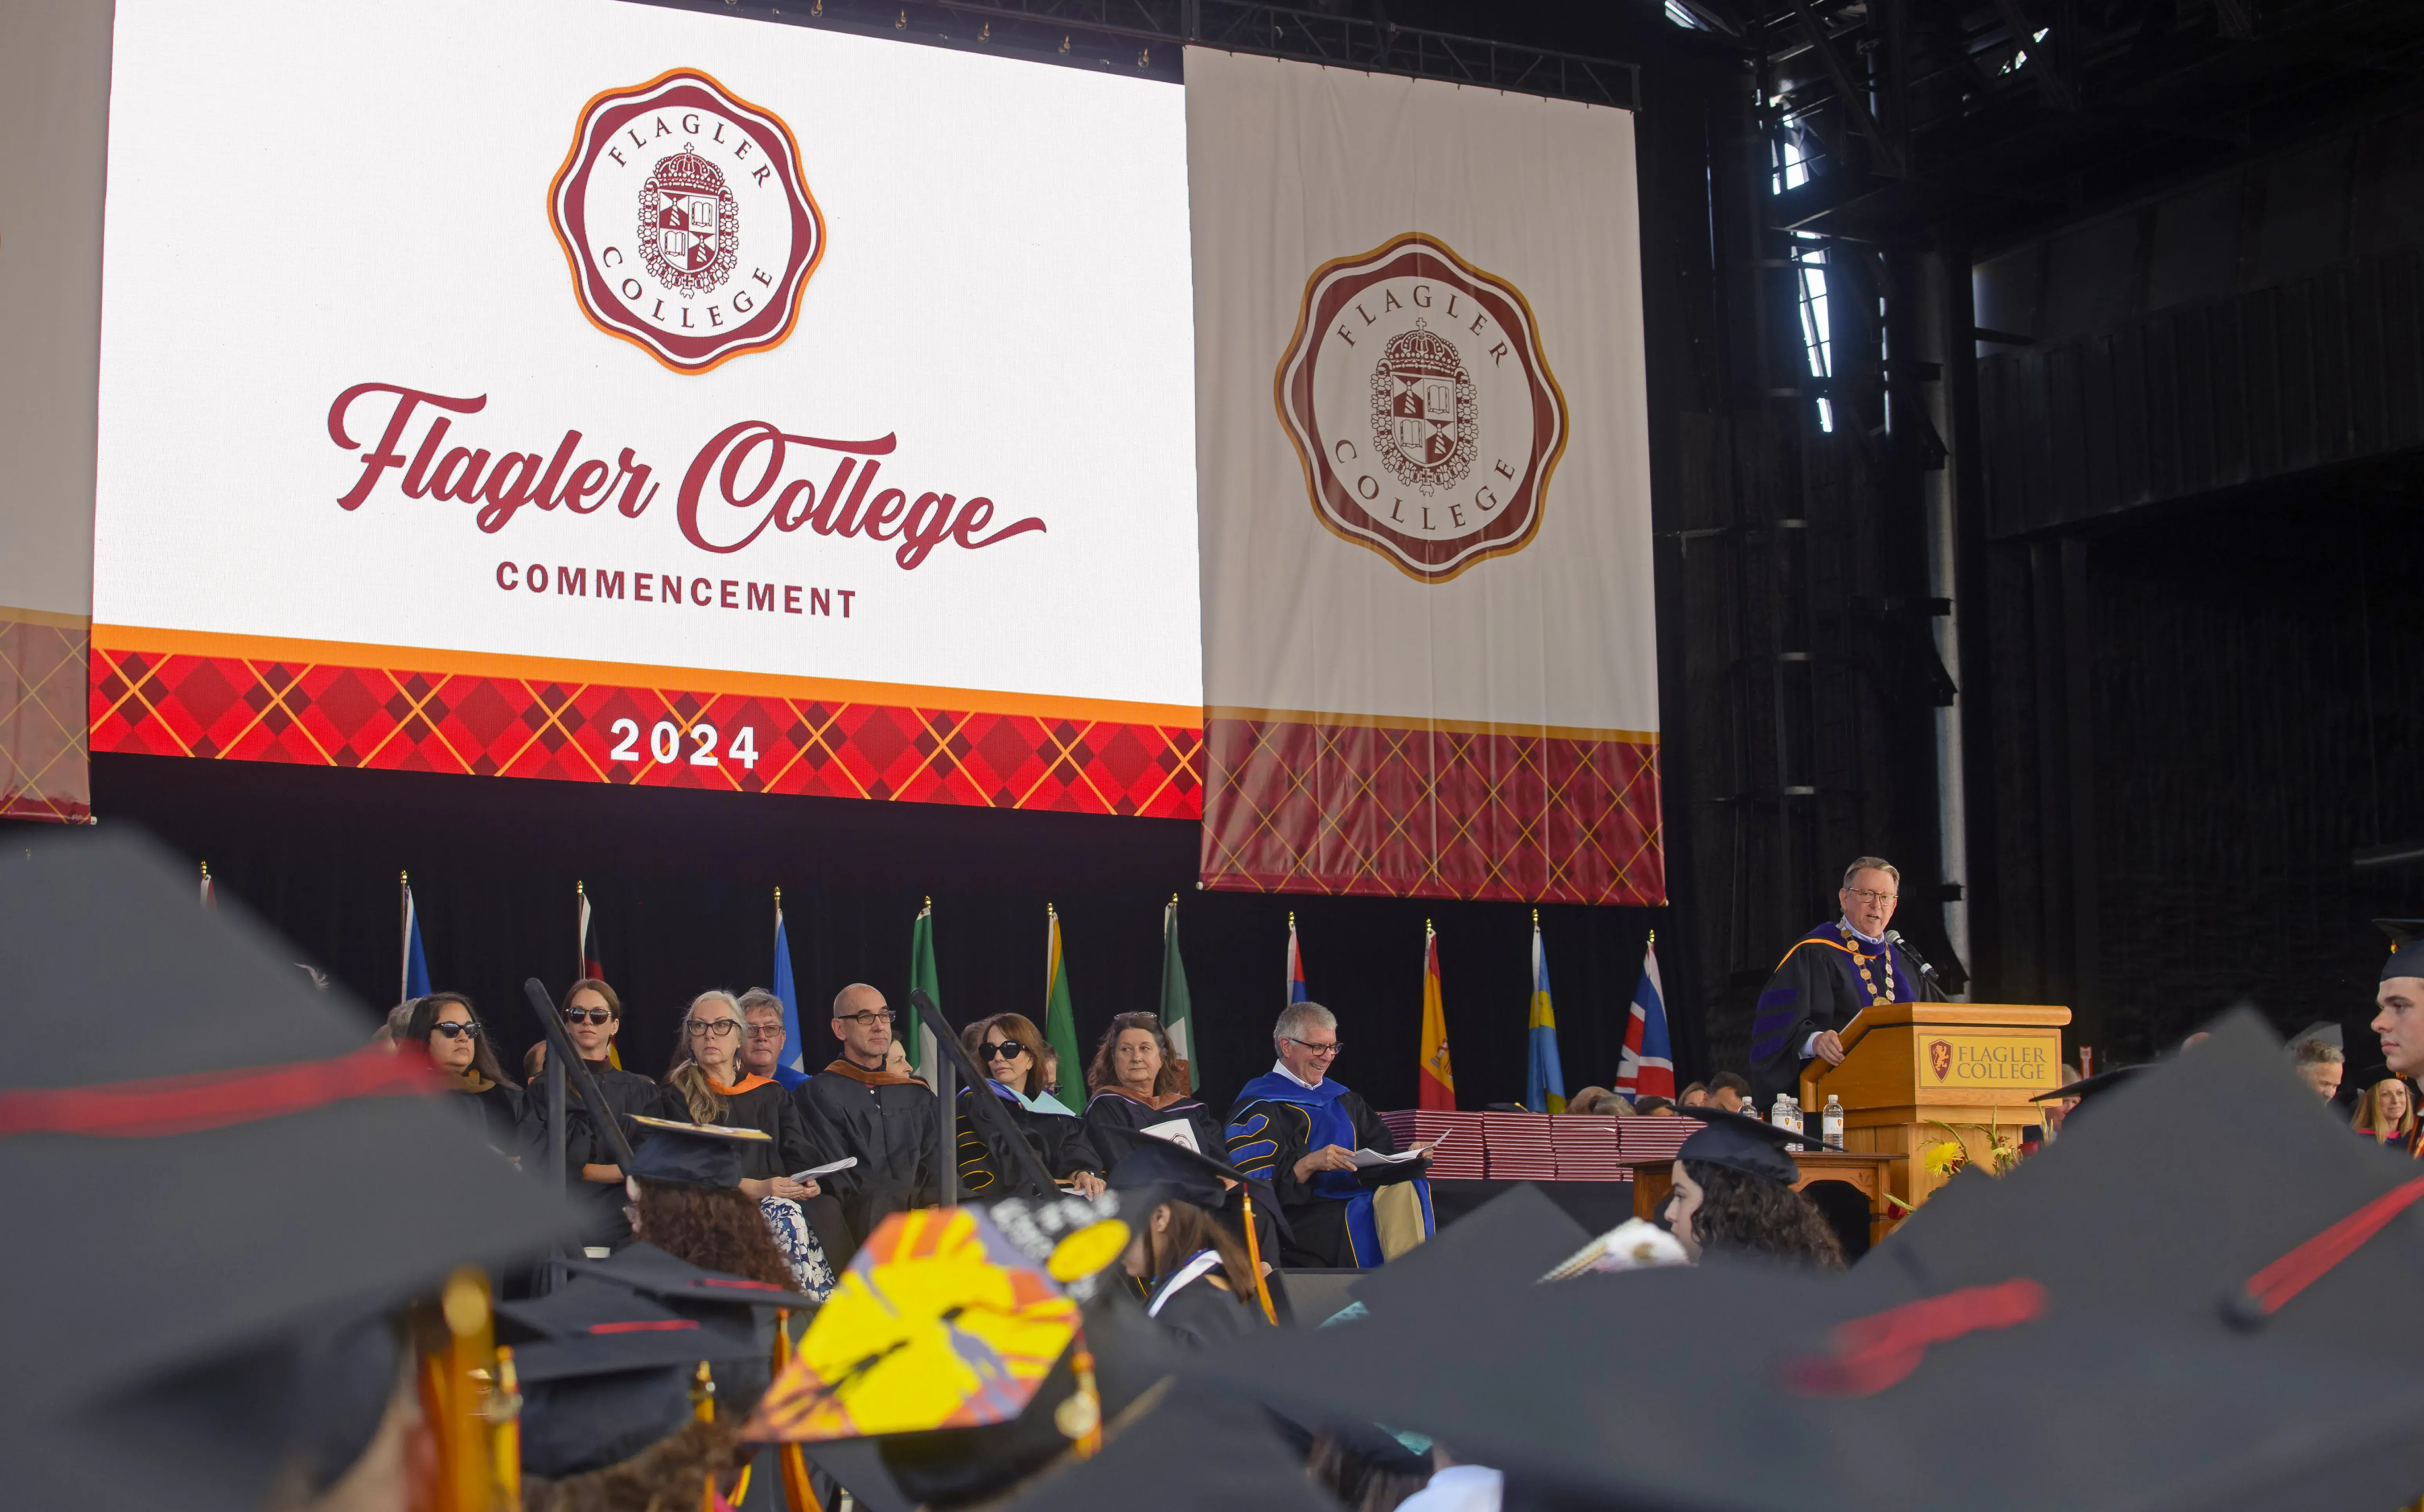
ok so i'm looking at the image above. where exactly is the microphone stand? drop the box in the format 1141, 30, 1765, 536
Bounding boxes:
1885, 931, 1947, 1002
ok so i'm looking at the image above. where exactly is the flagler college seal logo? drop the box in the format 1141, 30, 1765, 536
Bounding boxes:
1277, 233, 1567, 584
1928, 1039, 1954, 1081
549, 68, 824, 375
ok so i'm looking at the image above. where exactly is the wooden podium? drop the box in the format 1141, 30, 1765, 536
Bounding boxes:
1798, 1002, 2071, 1211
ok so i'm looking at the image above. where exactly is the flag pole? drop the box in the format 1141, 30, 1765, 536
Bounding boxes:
398, 869, 409, 1004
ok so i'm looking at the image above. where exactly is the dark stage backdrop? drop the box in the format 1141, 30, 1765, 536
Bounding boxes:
56, 753, 1676, 1114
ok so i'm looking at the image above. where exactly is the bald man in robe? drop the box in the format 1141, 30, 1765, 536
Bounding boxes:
794, 983, 939, 1254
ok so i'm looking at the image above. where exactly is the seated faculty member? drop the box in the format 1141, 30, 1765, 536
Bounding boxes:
1226, 1001, 1434, 1269
737, 986, 811, 1091
402, 991, 531, 1162
656, 989, 855, 1296
1749, 856, 1934, 1111
1082, 1011, 1226, 1162
795, 983, 938, 1250
956, 1011, 1108, 1199
558, 979, 662, 1223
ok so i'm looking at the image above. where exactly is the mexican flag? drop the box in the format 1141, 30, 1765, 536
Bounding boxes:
1161, 895, 1200, 1094
907, 898, 941, 1076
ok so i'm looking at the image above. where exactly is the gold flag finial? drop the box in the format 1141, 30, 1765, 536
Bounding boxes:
774, 885, 782, 905
576, 878, 585, 896
1171, 892, 1179, 907
200, 861, 211, 879
400, 869, 409, 885
1288, 910, 1296, 928
1531, 906, 1538, 924
1648, 928, 1657, 946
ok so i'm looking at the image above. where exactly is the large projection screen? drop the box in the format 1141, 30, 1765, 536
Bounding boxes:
90, 0, 1201, 816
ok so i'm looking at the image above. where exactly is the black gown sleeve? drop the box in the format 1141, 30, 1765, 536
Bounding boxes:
787, 1084, 864, 1198
1082, 1096, 1146, 1170
1749, 943, 1848, 1107
1030, 1110, 1104, 1180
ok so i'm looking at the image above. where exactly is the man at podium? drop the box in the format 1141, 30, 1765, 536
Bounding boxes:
1748, 856, 1937, 1111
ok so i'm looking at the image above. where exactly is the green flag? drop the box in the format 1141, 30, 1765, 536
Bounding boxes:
907, 897, 940, 1075
1160, 894, 1200, 1093
1043, 903, 1084, 1103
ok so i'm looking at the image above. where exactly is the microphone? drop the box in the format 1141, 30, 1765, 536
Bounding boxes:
1883, 930, 1942, 988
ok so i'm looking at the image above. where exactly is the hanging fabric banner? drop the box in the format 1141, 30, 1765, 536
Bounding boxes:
1187, 49, 1663, 904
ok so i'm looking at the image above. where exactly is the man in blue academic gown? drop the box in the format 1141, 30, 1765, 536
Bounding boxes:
1748, 856, 1935, 1112
1225, 1001, 1433, 1269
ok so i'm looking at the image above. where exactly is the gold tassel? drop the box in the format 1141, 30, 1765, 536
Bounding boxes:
773, 1311, 817, 1510
1238, 1186, 1279, 1325
490, 1346, 524, 1512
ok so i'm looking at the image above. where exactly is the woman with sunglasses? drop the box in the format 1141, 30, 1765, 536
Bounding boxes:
655, 990, 852, 1297
400, 993, 531, 1162
546, 978, 661, 1243
955, 1012, 1107, 1199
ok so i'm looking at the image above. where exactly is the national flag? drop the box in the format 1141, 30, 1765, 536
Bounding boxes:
1614, 931, 1675, 1101
771, 888, 806, 1076
399, 871, 431, 1002
1286, 912, 1308, 1004
1418, 921, 1455, 1110
578, 880, 619, 1066
1526, 913, 1567, 1114
1160, 894, 1200, 1093
1043, 904, 1084, 1101
907, 897, 941, 1076
199, 861, 217, 911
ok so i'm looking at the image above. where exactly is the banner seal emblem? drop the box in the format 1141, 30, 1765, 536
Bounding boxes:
1275, 233, 1567, 584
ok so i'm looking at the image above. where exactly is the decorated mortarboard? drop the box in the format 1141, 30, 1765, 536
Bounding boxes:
1106, 1133, 1245, 1209
2377, 919, 2424, 982
625, 1113, 770, 1188
0, 827, 573, 1512
1672, 1106, 1804, 1183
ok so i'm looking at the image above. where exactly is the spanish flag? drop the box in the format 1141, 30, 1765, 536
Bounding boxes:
1418, 921, 1455, 1110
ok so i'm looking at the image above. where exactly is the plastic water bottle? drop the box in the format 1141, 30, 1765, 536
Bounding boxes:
1771, 1094, 1799, 1136
1822, 1094, 1845, 1149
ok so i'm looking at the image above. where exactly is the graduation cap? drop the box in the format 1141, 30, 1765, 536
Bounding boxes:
626, 1113, 771, 1188
0, 827, 574, 1512
1107, 1134, 1244, 1209
1347, 1182, 1589, 1314
1185, 1252, 2424, 1512
501, 1288, 758, 1466
1868, 1009, 2424, 1357
556, 1239, 829, 1316
2378, 919, 2424, 982
2027, 1063, 2141, 1106
996, 1379, 1343, 1512
1672, 1105, 1805, 1182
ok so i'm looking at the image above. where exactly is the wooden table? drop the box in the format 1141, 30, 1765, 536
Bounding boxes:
1629, 1150, 1901, 1252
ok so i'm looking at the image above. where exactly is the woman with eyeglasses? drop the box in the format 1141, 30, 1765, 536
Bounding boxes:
954, 1012, 1107, 1200
400, 993, 532, 1162
654, 989, 851, 1298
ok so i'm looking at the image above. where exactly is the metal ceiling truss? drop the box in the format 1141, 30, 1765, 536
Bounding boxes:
629, 0, 1641, 110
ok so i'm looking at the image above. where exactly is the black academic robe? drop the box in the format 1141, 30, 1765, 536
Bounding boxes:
451, 1079, 535, 1162
955, 1083, 1105, 1200
1225, 1077, 1401, 1269
796, 1062, 939, 1252
1748, 921, 1927, 1109
551, 1062, 658, 1243
1143, 1261, 1270, 1352
649, 1079, 858, 1267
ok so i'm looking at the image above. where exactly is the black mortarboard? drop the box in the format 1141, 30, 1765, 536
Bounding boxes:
2378, 920, 2424, 982
1187, 1255, 2424, 1512
1673, 1106, 1803, 1183
626, 1113, 770, 1188
1870, 1009, 2424, 1356
998, 1379, 1343, 1512
499, 1279, 765, 1478
0, 828, 573, 1512
558, 1239, 828, 1314
496, 1275, 756, 1359
2027, 1063, 2141, 1105
1107, 1134, 1245, 1208
1348, 1182, 1589, 1314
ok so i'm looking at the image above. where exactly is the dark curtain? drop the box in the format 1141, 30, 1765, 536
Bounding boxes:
62, 752, 1670, 1114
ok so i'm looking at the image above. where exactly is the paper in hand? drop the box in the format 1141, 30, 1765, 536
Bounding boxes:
1351, 1134, 1444, 1168
788, 1155, 858, 1181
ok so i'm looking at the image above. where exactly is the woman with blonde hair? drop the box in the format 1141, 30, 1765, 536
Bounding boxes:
651, 989, 852, 1296
956, 1011, 1106, 1199
2352, 1076, 2418, 1152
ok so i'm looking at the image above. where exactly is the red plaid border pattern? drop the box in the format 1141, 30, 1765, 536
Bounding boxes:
2, 611, 92, 823
90, 640, 1203, 817
1199, 712, 1663, 904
